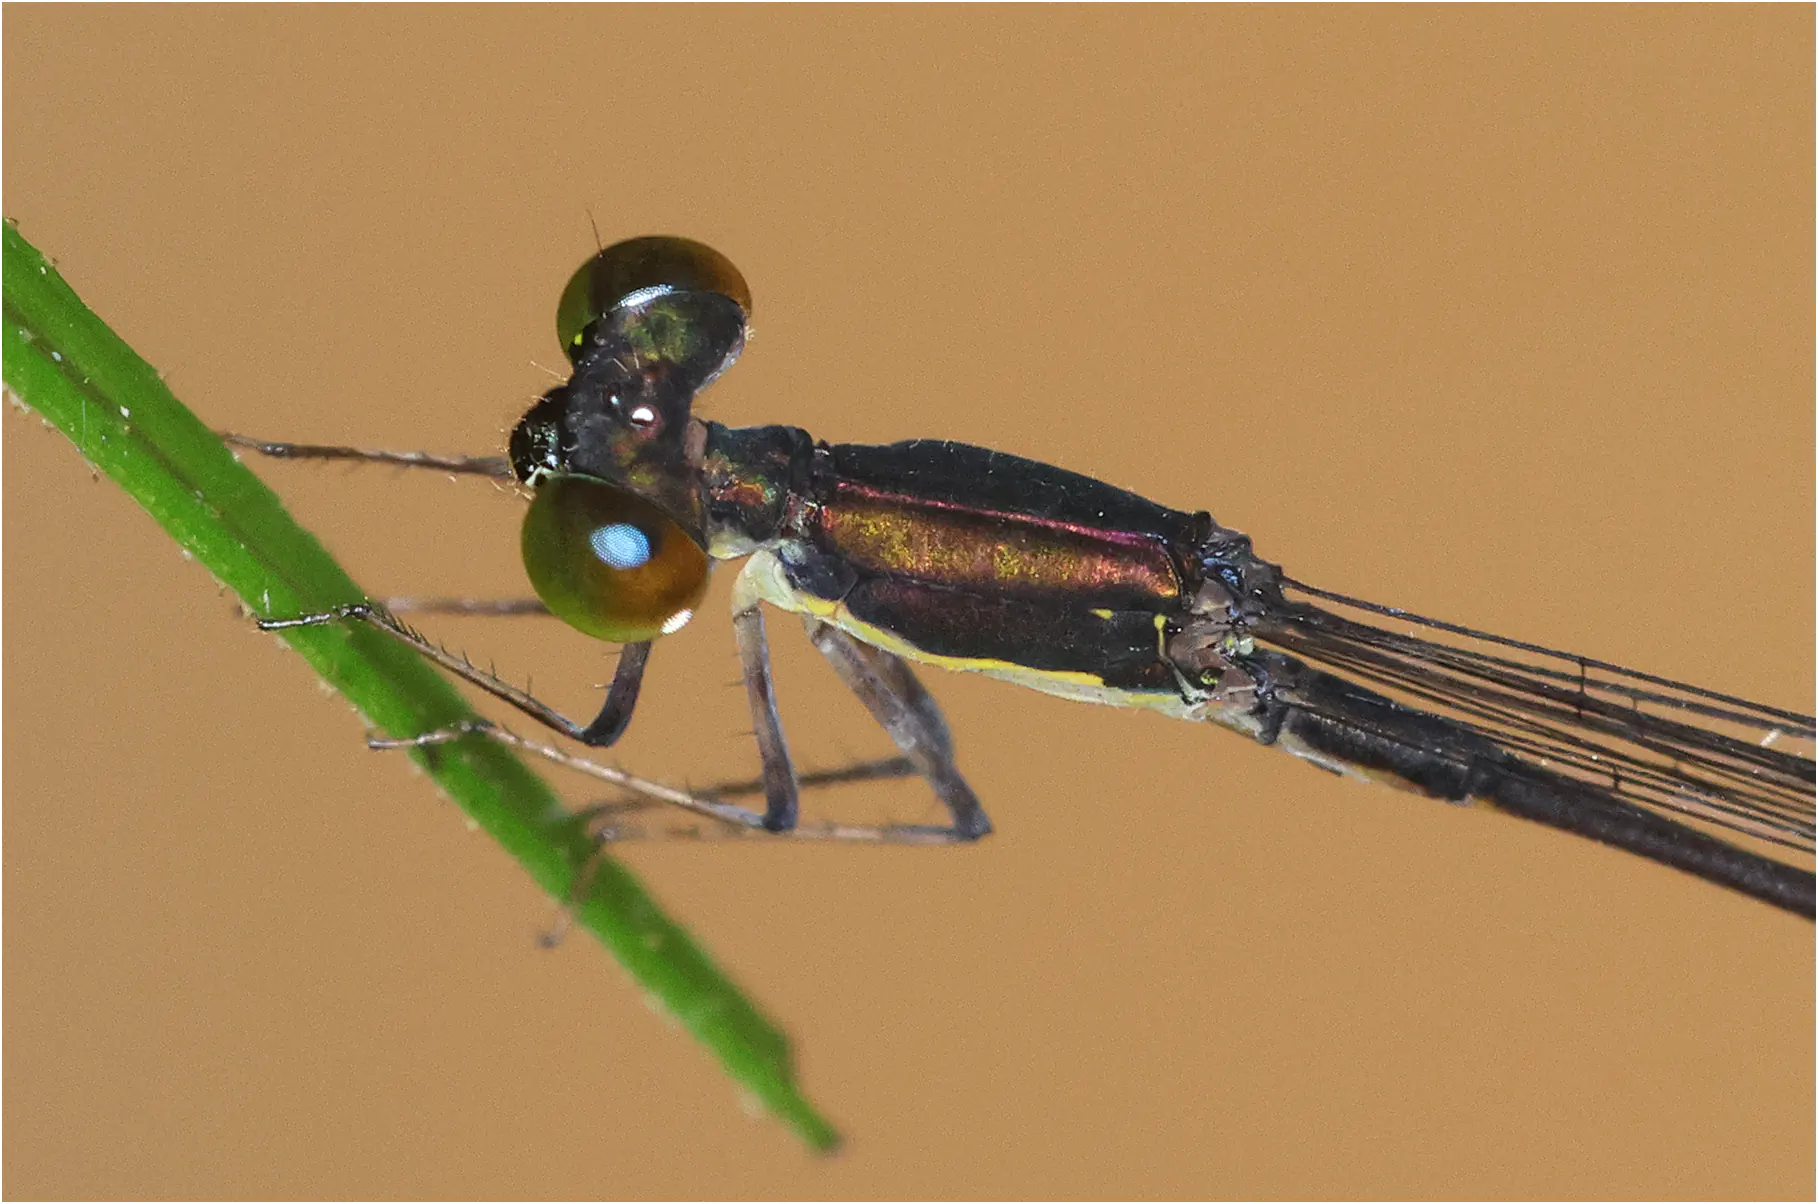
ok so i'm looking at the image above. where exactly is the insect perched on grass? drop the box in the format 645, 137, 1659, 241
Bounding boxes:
234, 236, 1815, 917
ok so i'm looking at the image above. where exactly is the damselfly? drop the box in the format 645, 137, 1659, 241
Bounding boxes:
236, 236, 1816, 917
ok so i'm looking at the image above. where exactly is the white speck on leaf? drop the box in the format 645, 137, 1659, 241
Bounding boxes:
642, 993, 682, 1029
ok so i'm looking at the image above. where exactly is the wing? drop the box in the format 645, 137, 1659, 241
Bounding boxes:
1255, 578, 1815, 862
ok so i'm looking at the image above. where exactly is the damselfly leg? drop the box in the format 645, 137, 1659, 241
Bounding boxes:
804, 619, 990, 839
221, 433, 513, 479
388, 724, 974, 845
383, 597, 550, 618
238, 435, 990, 841
729, 590, 992, 839
259, 602, 653, 747
257, 595, 991, 843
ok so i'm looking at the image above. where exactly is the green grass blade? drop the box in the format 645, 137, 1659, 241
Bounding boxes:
1, 221, 840, 1153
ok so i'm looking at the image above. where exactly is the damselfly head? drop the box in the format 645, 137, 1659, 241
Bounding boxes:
509, 236, 752, 492
507, 237, 750, 645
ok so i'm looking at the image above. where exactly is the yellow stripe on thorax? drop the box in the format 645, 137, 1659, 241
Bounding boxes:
730, 551, 1192, 717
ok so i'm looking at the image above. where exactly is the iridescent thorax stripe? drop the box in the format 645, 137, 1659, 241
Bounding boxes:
814, 480, 1184, 608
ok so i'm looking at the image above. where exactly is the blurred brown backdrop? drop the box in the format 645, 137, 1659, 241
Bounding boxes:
6, 6, 1812, 1198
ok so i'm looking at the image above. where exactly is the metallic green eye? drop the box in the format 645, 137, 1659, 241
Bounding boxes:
556, 236, 751, 359
521, 475, 710, 643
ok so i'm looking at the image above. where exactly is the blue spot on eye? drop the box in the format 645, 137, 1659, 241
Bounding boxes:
589, 523, 652, 570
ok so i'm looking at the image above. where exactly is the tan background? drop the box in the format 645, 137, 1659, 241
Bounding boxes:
5, 6, 1812, 1198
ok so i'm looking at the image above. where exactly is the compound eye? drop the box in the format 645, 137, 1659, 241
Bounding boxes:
520, 475, 710, 643
556, 236, 751, 360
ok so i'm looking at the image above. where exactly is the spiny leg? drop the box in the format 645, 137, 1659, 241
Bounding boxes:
375, 724, 964, 844
365, 726, 939, 949
838, 627, 956, 763
542, 749, 928, 948
222, 433, 513, 479
569, 757, 922, 813
238, 596, 550, 624
382, 597, 550, 618
258, 603, 650, 747
720, 562, 988, 840
734, 602, 800, 832
706, 756, 922, 800
266, 601, 929, 828
341, 597, 959, 796
535, 755, 935, 948
724, 562, 959, 837
580, 640, 650, 745
804, 619, 992, 840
